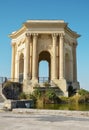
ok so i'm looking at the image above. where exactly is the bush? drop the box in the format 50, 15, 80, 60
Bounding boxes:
78, 96, 85, 103
3, 81, 12, 88
60, 96, 69, 103
85, 94, 89, 103
68, 85, 73, 97
2, 81, 22, 99
45, 89, 56, 100
69, 95, 80, 104
33, 88, 42, 98
43, 82, 51, 87
19, 92, 27, 99
78, 88, 89, 96
28, 94, 37, 102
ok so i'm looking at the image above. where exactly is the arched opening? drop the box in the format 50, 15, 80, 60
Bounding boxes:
65, 53, 71, 82
19, 53, 24, 83
38, 51, 51, 83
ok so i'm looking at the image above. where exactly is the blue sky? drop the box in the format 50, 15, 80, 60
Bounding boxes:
0, 0, 89, 90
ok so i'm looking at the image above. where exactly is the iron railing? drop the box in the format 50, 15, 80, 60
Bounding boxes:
38, 77, 50, 83
19, 73, 23, 83
0, 77, 19, 86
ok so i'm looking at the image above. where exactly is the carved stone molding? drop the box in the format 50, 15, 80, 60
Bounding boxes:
52, 33, 58, 38
25, 33, 31, 37
59, 33, 65, 38
32, 33, 38, 37
11, 42, 16, 46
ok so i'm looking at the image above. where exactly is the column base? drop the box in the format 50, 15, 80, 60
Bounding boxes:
32, 78, 38, 84
53, 79, 68, 97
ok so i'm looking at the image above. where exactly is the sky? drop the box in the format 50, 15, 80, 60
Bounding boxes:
0, 0, 89, 90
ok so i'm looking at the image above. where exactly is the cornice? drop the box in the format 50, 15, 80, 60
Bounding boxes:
24, 20, 67, 29
65, 26, 80, 39
9, 20, 80, 40
9, 26, 26, 39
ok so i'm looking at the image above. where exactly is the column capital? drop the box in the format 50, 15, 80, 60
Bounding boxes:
32, 33, 38, 37
11, 42, 16, 46
25, 33, 31, 37
52, 33, 58, 37
25, 33, 31, 43
59, 33, 65, 38
73, 42, 77, 47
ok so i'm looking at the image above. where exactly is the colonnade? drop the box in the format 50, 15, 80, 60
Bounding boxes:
11, 33, 77, 83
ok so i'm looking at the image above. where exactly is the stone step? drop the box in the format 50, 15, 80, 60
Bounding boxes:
0, 94, 5, 102
0, 102, 4, 109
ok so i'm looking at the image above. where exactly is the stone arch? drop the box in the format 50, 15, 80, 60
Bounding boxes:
38, 51, 51, 82
19, 53, 24, 82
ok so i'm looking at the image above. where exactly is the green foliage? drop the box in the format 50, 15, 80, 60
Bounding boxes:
60, 96, 69, 103
2, 81, 22, 100
43, 81, 51, 87
3, 81, 12, 88
28, 94, 37, 101
85, 94, 89, 103
78, 96, 85, 103
33, 88, 42, 98
19, 92, 27, 99
68, 85, 73, 97
69, 95, 80, 104
45, 89, 56, 100
78, 88, 89, 96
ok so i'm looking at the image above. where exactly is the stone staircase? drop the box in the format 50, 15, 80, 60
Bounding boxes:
0, 94, 5, 102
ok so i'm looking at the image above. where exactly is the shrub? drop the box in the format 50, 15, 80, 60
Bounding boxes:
68, 85, 73, 97
45, 89, 56, 100
43, 81, 51, 87
60, 96, 69, 103
78, 88, 89, 96
27, 94, 37, 102
85, 94, 89, 103
78, 96, 85, 104
3, 81, 12, 88
69, 95, 80, 104
19, 92, 27, 99
2, 81, 22, 99
33, 88, 42, 98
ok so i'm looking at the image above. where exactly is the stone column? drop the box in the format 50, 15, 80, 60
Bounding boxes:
24, 34, 31, 80
73, 43, 77, 82
52, 33, 57, 80
32, 34, 38, 80
59, 33, 64, 79
15, 52, 19, 81
11, 42, 15, 80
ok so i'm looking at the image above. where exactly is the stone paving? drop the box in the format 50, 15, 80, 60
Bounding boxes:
0, 109, 89, 130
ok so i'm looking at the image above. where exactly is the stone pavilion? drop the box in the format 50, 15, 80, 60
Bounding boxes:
10, 20, 80, 96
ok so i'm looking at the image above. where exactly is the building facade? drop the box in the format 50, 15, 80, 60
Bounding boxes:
10, 20, 80, 96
